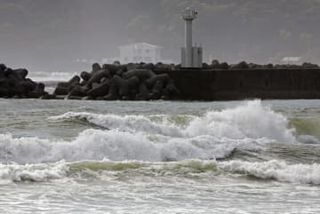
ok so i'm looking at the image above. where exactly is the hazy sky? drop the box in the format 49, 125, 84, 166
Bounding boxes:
1, 0, 320, 72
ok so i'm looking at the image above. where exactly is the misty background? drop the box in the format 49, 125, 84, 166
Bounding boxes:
1, 0, 320, 73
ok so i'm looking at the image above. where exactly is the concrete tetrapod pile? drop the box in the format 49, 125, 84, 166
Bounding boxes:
0, 64, 47, 98
54, 63, 180, 100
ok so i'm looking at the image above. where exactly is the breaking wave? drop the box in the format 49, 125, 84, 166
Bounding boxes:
0, 161, 68, 183
50, 112, 185, 137
0, 130, 252, 164
0, 100, 298, 164
50, 100, 296, 142
0, 160, 218, 183
220, 160, 320, 185
2, 159, 320, 185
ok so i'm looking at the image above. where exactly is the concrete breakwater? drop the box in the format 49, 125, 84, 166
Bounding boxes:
164, 68, 320, 100
2, 61, 320, 101
54, 64, 320, 101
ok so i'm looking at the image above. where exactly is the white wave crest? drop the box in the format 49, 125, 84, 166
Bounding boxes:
220, 160, 320, 185
50, 100, 296, 143
186, 100, 295, 143
2, 159, 320, 185
0, 130, 243, 164
50, 112, 184, 137
0, 161, 68, 183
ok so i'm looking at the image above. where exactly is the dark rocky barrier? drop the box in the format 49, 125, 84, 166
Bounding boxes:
0, 64, 47, 98
53, 63, 179, 100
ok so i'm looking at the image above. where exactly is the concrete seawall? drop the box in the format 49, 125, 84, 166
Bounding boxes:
161, 68, 320, 100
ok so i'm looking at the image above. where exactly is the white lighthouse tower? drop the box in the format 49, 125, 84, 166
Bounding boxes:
181, 7, 203, 68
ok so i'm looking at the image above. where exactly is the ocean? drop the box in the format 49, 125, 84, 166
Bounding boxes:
28, 71, 77, 94
1, 99, 320, 213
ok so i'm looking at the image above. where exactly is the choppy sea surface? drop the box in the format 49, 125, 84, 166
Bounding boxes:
1, 99, 320, 213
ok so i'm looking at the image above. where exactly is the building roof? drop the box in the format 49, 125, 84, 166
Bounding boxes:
119, 42, 162, 49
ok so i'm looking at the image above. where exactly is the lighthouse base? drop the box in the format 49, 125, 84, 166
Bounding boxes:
181, 46, 203, 68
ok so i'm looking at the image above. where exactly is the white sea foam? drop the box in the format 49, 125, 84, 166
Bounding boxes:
220, 160, 320, 185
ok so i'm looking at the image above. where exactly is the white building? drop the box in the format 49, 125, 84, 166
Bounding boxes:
282, 57, 302, 64
119, 43, 162, 64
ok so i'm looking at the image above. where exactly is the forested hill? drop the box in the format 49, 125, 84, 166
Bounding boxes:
1, 0, 320, 71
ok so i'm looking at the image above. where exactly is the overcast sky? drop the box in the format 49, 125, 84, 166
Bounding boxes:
1, 0, 320, 72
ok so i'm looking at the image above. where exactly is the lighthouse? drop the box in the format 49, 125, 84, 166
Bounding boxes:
181, 7, 203, 68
